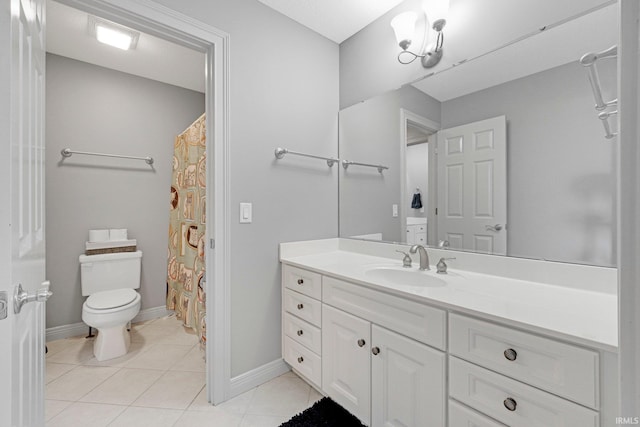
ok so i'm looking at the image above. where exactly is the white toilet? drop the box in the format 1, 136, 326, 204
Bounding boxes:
79, 250, 143, 361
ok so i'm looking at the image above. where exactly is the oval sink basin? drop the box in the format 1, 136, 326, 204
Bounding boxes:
365, 267, 447, 288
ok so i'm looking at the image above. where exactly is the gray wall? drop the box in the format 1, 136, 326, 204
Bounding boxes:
339, 0, 611, 109
150, 0, 339, 377
45, 53, 205, 328
339, 85, 440, 241
442, 60, 617, 266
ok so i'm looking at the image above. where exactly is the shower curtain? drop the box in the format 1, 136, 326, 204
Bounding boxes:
166, 114, 207, 343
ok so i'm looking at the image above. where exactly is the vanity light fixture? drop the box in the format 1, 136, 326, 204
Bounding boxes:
390, 0, 448, 68
88, 16, 140, 51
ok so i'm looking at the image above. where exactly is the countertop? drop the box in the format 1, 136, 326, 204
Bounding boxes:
280, 248, 618, 352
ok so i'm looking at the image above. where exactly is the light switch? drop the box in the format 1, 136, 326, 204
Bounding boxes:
392, 204, 398, 217
240, 202, 252, 223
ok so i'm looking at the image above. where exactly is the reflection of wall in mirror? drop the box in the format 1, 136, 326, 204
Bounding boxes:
441, 60, 616, 266
339, 85, 440, 243
406, 142, 428, 218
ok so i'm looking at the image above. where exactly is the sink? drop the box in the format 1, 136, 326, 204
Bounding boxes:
365, 267, 447, 288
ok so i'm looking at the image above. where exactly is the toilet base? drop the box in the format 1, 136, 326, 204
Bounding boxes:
93, 325, 131, 361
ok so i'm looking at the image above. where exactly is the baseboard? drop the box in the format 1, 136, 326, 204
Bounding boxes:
45, 305, 172, 342
229, 358, 290, 398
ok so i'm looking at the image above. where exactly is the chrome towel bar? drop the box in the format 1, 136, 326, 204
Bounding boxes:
61, 148, 154, 165
342, 160, 389, 173
274, 147, 338, 167
580, 45, 617, 140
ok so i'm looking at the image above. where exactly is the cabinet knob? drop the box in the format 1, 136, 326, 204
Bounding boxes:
297, 356, 304, 364
297, 279, 304, 285
371, 346, 380, 355
503, 397, 517, 411
357, 339, 366, 347
503, 348, 517, 361
297, 329, 304, 336
297, 303, 304, 310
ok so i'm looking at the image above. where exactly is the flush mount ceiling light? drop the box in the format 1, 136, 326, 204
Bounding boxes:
390, 0, 449, 68
88, 15, 140, 50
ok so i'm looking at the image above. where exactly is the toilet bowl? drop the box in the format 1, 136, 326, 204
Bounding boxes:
79, 250, 143, 361
82, 288, 141, 361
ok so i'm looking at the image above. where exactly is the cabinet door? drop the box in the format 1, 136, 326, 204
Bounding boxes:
406, 225, 416, 244
322, 305, 371, 425
371, 325, 446, 427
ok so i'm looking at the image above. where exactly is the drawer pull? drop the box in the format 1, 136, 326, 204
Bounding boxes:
297, 279, 304, 285
372, 346, 380, 355
297, 356, 304, 364
503, 398, 517, 411
357, 339, 366, 347
297, 303, 304, 310
297, 329, 304, 336
503, 348, 518, 361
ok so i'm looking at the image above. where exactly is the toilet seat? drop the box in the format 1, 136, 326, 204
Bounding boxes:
84, 288, 140, 311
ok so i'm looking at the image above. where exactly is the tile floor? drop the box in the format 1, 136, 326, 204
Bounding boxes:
46, 315, 321, 426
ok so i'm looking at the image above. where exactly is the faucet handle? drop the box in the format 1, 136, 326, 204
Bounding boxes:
395, 250, 412, 268
436, 257, 456, 274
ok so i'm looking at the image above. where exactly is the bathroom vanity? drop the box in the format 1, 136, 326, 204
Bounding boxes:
280, 238, 618, 427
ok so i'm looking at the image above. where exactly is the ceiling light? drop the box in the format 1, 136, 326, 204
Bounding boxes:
390, 0, 449, 68
88, 16, 139, 51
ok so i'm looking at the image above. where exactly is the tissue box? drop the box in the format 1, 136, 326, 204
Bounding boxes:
89, 229, 110, 242
110, 229, 128, 241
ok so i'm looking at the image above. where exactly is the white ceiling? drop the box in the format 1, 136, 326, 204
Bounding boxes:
412, 3, 618, 101
46, 0, 206, 93
256, 0, 405, 43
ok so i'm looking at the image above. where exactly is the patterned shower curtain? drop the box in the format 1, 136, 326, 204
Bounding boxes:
166, 114, 207, 343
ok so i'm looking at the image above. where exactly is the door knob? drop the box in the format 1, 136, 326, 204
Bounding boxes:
14, 281, 52, 314
485, 224, 503, 232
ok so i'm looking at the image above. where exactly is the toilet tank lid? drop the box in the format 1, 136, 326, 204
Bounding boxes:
86, 289, 138, 310
79, 250, 142, 263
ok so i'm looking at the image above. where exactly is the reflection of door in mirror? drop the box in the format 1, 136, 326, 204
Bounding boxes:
399, 109, 440, 246
436, 116, 507, 255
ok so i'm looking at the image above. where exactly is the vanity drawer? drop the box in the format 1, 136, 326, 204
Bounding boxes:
283, 264, 322, 300
449, 399, 507, 427
323, 276, 446, 350
284, 336, 321, 388
284, 289, 322, 327
449, 313, 599, 409
449, 357, 599, 427
283, 312, 322, 355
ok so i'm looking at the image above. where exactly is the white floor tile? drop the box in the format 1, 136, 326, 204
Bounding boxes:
122, 343, 193, 371
308, 387, 323, 405
170, 345, 205, 372
45, 400, 72, 421
46, 402, 126, 427
80, 368, 164, 405
46, 337, 95, 364
246, 374, 312, 417
108, 406, 184, 427
46, 365, 120, 401
189, 387, 254, 415
174, 408, 243, 427
132, 370, 205, 410
46, 362, 76, 384
241, 414, 291, 427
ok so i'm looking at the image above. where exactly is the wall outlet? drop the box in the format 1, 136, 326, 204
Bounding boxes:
392, 204, 398, 217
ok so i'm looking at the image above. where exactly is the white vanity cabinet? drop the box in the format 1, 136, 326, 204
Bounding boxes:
281, 261, 616, 427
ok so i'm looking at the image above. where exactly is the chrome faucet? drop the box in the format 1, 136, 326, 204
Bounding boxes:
409, 245, 430, 271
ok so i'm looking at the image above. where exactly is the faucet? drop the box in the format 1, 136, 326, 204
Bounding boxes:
396, 250, 412, 268
409, 245, 430, 271
436, 257, 456, 274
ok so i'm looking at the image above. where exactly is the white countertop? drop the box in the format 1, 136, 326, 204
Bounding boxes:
280, 243, 618, 352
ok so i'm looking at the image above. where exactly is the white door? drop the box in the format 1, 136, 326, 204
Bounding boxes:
370, 325, 446, 427
436, 116, 507, 254
322, 305, 371, 425
0, 0, 49, 426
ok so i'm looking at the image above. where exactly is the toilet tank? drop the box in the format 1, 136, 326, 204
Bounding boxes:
79, 251, 142, 296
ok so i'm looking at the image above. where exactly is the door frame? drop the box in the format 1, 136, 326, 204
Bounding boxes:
399, 109, 440, 245
53, 0, 231, 404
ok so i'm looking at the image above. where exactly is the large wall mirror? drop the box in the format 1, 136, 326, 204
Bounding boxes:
339, 3, 617, 267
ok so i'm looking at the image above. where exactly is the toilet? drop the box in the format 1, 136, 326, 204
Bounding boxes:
79, 250, 143, 361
